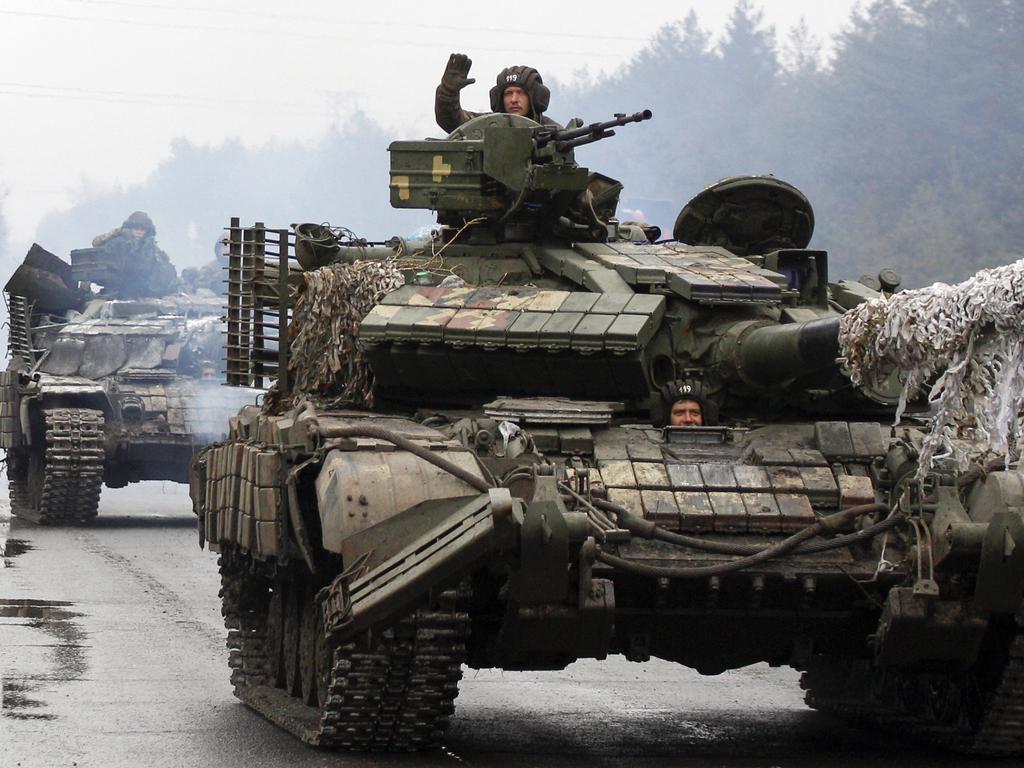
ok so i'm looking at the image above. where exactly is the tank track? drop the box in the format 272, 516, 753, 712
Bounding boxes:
8, 408, 105, 525
218, 550, 468, 751
802, 613, 1024, 755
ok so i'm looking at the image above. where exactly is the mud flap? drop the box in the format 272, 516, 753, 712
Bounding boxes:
508, 498, 569, 604
976, 510, 1024, 614
496, 575, 615, 669
497, 533, 615, 668
875, 587, 987, 667
324, 489, 517, 641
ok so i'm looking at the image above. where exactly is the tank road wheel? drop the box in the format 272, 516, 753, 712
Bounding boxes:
896, 674, 928, 717
314, 612, 332, 709
7, 408, 105, 525
6, 446, 47, 523
803, 617, 1024, 756
13, 446, 61, 524
218, 555, 245, 689
7, 447, 31, 518
927, 675, 966, 725
282, 582, 303, 697
238, 577, 270, 688
299, 587, 320, 705
219, 550, 271, 692
264, 586, 286, 688
26, 447, 48, 511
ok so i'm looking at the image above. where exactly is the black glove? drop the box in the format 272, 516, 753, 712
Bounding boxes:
440, 52, 475, 94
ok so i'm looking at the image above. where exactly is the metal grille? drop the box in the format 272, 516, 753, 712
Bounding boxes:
5, 292, 34, 363
224, 218, 298, 391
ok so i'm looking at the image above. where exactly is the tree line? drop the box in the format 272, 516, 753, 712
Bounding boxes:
24, 0, 1024, 288
560, 0, 1023, 287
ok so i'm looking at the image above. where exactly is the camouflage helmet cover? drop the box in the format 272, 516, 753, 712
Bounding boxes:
489, 65, 550, 119
122, 211, 156, 236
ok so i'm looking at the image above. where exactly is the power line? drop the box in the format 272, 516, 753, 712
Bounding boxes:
60, 0, 651, 43
0, 87, 320, 114
0, 79, 320, 111
0, 81, 424, 123
0, 8, 633, 59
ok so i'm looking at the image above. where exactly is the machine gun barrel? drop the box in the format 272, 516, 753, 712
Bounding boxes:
717, 316, 842, 388
534, 109, 653, 153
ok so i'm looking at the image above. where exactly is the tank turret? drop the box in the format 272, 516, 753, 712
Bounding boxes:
231, 115, 901, 421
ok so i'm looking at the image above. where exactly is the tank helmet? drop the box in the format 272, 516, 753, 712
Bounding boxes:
122, 210, 155, 236
489, 65, 550, 120
656, 379, 717, 426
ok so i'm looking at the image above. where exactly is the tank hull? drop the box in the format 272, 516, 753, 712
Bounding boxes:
192, 404, 1024, 753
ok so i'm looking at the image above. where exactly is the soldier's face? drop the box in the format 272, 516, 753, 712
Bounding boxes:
503, 86, 531, 116
670, 399, 703, 427
129, 227, 146, 238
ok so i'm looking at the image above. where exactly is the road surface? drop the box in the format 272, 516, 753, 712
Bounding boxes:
1, 483, 979, 767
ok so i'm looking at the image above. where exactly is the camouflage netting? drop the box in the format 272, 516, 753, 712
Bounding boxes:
264, 260, 403, 414
839, 257, 1024, 477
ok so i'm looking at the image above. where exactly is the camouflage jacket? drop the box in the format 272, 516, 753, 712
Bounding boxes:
434, 85, 559, 134
101, 235, 180, 298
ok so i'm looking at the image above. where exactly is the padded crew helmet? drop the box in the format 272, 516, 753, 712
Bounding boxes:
122, 211, 156, 236
656, 379, 717, 427
489, 65, 550, 121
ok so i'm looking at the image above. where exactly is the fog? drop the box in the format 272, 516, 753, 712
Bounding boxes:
2, 0, 1022, 291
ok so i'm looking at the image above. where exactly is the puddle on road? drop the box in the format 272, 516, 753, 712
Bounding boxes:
0, 599, 88, 721
3, 538, 33, 567
0, 503, 12, 566
0, 599, 81, 622
2, 680, 55, 720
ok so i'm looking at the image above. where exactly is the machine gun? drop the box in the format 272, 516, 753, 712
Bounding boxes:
534, 109, 653, 153
388, 109, 654, 224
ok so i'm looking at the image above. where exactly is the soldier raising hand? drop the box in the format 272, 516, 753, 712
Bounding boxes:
434, 51, 558, 134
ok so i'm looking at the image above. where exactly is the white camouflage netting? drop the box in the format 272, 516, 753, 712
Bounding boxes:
839, 258, 1024, 476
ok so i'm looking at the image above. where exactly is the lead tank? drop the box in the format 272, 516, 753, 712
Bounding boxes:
2, 243, 259, 524
190, 112, 1024, 753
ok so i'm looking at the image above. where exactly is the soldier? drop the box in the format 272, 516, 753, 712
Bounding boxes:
181, 230, 230, 294
90, 211, 179, 297
435, 52, 558, 134
92, 210, 156, 247
670, 397, 703, 427
658, 380, 716, 427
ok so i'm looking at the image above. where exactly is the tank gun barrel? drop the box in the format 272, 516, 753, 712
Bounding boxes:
718, 316, 841, 388
534, 109, 653, 153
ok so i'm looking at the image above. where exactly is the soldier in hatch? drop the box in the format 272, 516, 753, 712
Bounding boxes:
181, 230, 230, 294
435, 52, 559, 133
91, 211, 180, 297
658, 380, 717, 427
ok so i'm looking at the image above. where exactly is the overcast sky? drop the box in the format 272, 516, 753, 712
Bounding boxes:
0, 0, 862, 252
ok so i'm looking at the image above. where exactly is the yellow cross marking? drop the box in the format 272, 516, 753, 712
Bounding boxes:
432, 155, 453, 183
393, 175, 410, 201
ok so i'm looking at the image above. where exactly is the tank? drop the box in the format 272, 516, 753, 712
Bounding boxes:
189, 111, 1024, 753
2, 242, 259, 524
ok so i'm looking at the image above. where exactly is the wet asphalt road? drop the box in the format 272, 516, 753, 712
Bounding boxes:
0, 483, 1001, 768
